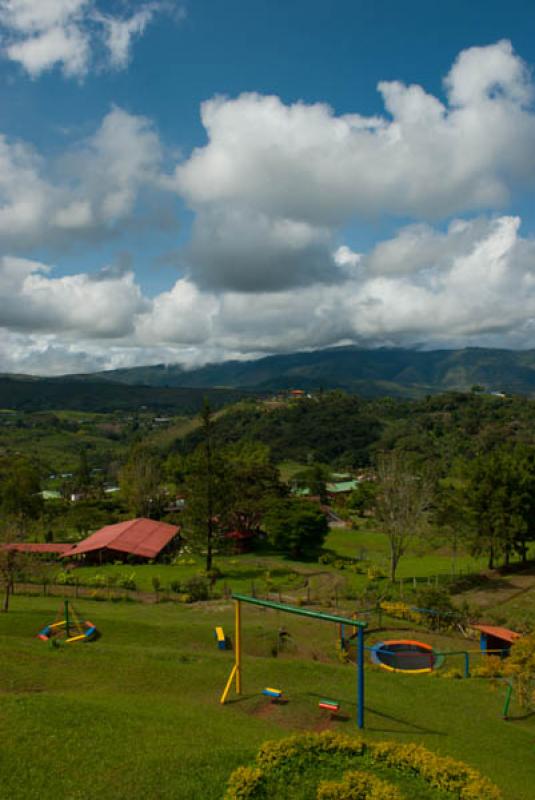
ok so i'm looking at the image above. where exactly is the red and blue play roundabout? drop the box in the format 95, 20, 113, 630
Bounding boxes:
370, 639, 444, 674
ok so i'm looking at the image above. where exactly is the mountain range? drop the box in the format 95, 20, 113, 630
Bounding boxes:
4, 347, 535, 411
80, 346, 535, 397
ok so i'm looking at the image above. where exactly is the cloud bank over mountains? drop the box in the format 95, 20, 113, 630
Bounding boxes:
2, 40, 535, 373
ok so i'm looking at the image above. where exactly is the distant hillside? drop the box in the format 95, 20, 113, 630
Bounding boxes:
0, 376, 251, 413
82, 347, 535, 397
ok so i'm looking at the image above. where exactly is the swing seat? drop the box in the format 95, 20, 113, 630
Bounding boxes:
318, 699, 340, 713
262, 687, 283, 700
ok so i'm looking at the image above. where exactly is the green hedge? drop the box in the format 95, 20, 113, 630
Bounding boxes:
224, 731, 501, 800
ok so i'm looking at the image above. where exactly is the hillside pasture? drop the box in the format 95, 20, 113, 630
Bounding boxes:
1, 597, 535, 799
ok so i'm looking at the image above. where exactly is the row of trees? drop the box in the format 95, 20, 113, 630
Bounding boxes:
349, 442, 535, 583
182, 404, 328, 569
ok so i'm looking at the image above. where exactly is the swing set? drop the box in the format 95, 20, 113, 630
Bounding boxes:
220, 594, 367, 728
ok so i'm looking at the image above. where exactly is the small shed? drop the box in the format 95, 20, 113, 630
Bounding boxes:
471, 624, 521, 657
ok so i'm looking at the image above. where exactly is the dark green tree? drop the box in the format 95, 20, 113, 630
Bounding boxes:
74, 448, 91, 495
183, 401, 231, 571
0, 458, 43, 534
263, 499, 328, 559
119, 445, 163, 518
347, 481, 377, 517
460, 445, 535, 569
224, 442, 286, 536
432, 476, 471, 575
0, 521, 36, 612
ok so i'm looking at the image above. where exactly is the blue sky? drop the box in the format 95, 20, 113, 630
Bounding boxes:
1, 0, 535, 374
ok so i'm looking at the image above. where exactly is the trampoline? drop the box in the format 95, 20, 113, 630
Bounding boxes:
370, 639, 444, 674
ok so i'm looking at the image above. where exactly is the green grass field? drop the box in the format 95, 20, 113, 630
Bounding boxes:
45, 522, 501, 603
2, 596, 535, 799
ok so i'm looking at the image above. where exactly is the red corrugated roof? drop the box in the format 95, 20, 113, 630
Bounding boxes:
64, 518, 180, 559
1, 542, 72, 554
472, 624, 521, 643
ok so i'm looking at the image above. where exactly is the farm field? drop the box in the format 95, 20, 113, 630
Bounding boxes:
2, 596, 535, 800
46, 522, 523, 601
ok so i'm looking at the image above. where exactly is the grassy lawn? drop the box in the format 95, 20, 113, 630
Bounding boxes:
1, 596, 534, 799
54, 523, 497, 598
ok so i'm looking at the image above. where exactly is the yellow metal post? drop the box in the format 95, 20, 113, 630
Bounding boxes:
235, 599, 242, 694
220, 599, 242, 704
220, 664, 237, 704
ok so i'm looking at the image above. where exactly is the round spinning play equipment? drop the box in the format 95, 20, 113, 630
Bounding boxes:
370, 639, 443, 674
36, 600, 98, 645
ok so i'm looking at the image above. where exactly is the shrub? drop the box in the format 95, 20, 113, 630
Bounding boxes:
224, 766, 266, 800
471, 656, 504, 679
317, 770, 403, 799
379, 600, 424, 625
55, 570, 76, 585
117, 573, 137, 590
88, 573, 106, 588
183, 575, 209, 601
367, 565, 384, 581
169, 579, 182, 593
504, 632, 535, 709
204, 566, 222, 581
225, 732, 501, 800
414, 586, 458, 630
319, 552, 336, 565
441, 668, 464, 680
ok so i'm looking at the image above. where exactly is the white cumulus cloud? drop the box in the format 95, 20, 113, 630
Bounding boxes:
2, 215, 535, 375
0, 0, 178, 78
166, 41, 535, 294
0, 106, 164, 248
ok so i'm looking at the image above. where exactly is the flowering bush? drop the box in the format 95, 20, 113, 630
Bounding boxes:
504, 633, 535, 709
379, 600, 424, 625
317, 770, 402, 799
224, 731, 501, 800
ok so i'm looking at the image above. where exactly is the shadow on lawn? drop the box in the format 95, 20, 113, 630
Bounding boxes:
363, 706, 446, 736
223, 691, 445, 737
306, 692, 444, 736
505, 709, 535, 722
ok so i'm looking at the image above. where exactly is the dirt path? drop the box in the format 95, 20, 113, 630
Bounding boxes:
460, 569, 535, 609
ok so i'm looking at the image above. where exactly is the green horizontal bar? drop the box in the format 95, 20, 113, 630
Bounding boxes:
231, 594, 367, 628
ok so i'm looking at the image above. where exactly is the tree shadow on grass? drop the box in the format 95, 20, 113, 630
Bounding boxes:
505, 710, 535, 722
306, 692, 444, 736
364, 706, 446, 736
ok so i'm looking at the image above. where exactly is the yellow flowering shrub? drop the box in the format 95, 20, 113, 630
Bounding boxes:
224, 732, 501, 800
317, 770, 403, 799
379, 600, 424, 625
504, 633, 535, 709
471, 655, 504, 679
224, 766, 265, 800
368, 741, 500, 799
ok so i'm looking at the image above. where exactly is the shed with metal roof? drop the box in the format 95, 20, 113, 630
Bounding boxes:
471, 624, 521, 656
64, 518, 180, 563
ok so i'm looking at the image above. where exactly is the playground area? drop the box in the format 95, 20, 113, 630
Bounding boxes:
2, 595, 535, 799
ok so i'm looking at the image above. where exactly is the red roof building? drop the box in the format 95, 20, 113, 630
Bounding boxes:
471, 624, 521, 656
64, 518, 180, 562
0, 543, 72, 554
471, 624, 521, 644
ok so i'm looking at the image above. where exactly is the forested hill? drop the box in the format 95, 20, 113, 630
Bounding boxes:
0, 376, 250, 413
85, 346, 535, 397
178, 390, 535, 469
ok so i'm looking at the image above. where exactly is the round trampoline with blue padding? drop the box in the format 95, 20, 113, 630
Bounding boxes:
370, 639, 444, 674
